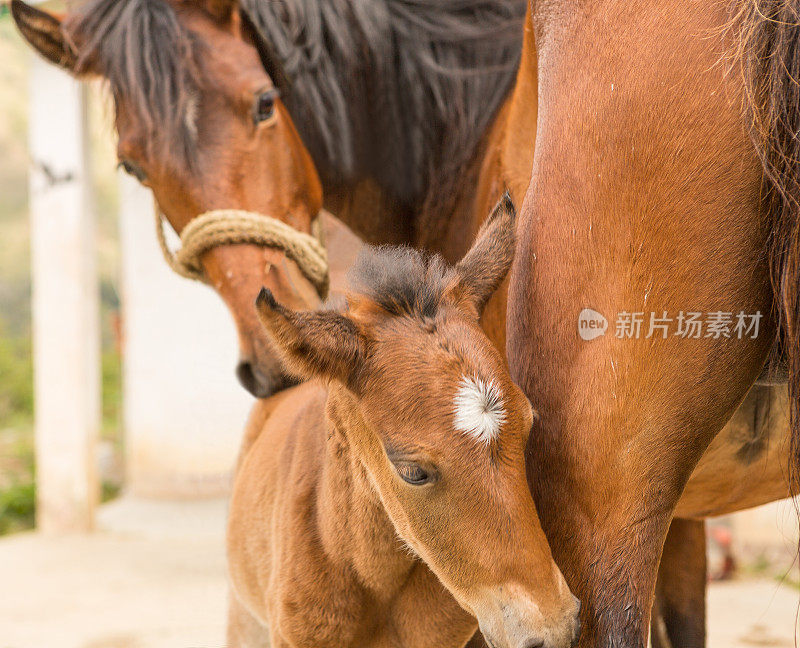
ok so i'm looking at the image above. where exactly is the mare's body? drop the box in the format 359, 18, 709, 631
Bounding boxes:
507, 2, 798, 646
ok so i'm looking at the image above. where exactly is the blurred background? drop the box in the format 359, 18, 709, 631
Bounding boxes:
0, 3, 799, 648
0, 3, 249, 645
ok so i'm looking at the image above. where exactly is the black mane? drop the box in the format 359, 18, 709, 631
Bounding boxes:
64, 0, 523, 208
66, 0, 199, 162
241, 0, 524, 209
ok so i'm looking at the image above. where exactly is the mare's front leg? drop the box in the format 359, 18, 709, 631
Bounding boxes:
467, 523, 707, 648
509, 281, 770, 647
530, 462, 692, 647
516, 401, 762, 648
651, 519, 706, 648
464, 521, 708, 648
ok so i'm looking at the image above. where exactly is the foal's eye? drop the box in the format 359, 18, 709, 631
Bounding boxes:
395, 462, 435, 486
118, 160, 147, 184
253, 89, 278, 124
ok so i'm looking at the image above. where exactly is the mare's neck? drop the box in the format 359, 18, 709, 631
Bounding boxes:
325, 16, 538, 261
246, 0, 523, 249
322, 106, 515, 257
323, 180, 415, 246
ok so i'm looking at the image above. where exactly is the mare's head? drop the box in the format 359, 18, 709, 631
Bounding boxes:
12, 0, 322, 398
256, 195, 581, 648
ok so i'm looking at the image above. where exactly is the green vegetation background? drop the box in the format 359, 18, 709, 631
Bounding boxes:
0, 12, 124, 534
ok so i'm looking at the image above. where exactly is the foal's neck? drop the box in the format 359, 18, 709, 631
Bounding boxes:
315, 398, 416, 596
313, 390, 476, 644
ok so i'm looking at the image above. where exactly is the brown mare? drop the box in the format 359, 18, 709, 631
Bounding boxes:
506, 1, 800, 647
228, 200, 581, 648
13, 0, 792, 645
12, 0, 330, 398
237, 3, 794, 646
11, 0, 523, 399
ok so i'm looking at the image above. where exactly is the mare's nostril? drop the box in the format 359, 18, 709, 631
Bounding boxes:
236, 360, 272, 398
236, 360, 297, 398
236, 360, 256, 391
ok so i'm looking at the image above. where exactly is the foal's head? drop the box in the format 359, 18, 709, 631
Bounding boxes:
12, 0, 321, 398
256, 196, 581, 648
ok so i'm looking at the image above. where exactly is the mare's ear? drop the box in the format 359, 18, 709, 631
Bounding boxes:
11, 0, 78, 72
451, 192, 517, 317
201, 0, 237, 24
255, 288, 365, 386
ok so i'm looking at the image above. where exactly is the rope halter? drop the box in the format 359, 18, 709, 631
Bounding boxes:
156, 208, 330, 298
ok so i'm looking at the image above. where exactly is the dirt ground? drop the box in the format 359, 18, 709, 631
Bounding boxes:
1, 498, 798, 648
708, 580, 800, 648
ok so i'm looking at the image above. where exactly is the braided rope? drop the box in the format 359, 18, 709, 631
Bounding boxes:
156, 208, 330, 298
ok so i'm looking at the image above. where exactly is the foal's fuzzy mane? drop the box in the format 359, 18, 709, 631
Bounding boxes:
240, 0, 524, 209
348, 246, 456, 320
65, 0, 200, 163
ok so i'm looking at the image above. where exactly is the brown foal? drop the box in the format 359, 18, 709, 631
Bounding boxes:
227, 198, 581, 648
10, 0, 527, 399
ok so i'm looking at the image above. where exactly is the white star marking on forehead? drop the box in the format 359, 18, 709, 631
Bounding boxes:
453, 375, 506, 445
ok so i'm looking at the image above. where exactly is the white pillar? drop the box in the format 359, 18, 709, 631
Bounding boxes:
118, 175, 252, 498
29, 57, 100, 532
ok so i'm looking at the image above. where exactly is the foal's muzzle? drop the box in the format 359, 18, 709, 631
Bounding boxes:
477, 587, 581, 648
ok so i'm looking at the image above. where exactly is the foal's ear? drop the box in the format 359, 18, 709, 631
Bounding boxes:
452, 192, 517, 317
11, 0, 78, 73
256, 288, 365, 386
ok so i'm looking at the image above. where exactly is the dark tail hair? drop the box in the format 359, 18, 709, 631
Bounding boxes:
733, 0, 800, 492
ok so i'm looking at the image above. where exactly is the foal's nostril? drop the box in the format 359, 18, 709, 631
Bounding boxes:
573, 618, 581, 645
521, 640, 544, 648
572, 597, 582, 645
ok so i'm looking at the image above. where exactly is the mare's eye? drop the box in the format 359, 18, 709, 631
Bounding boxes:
395, 461, 436, 486
253, 89, 278, 124
118, 160, 147, 184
